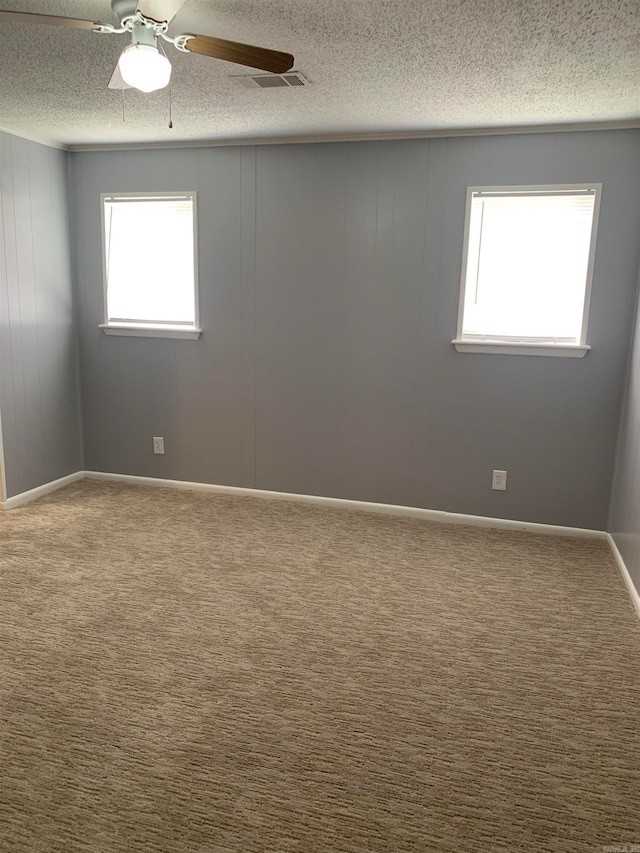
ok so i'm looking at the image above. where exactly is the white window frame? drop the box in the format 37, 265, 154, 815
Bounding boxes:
99, 191, 202, 340
452, 183, 602, 358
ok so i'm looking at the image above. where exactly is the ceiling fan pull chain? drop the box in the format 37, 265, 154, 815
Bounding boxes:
157, 37, 174, 128
122, 84, 126, 123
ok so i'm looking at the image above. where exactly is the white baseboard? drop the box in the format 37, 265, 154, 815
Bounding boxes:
7, 468, 640, 618
1, 471, 85, 510
1, 467, 609, 540
83, 470, 607, 540
606, 534, 640, 621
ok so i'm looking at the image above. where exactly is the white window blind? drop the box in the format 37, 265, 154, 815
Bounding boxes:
102, 193, 197, 330
459, 187, 599, 345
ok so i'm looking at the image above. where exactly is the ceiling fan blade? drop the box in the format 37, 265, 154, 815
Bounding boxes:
108, 58, 131, 90
136, 0, 186, 24
183, 34, 294, 74
0, 10, 97, 30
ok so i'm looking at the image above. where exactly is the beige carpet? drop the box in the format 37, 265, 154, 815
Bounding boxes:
1, 480, 639, 852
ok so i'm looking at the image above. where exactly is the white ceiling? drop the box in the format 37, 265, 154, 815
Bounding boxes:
0, 0, 638, 148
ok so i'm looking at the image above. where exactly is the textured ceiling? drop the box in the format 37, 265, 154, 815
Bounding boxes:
0, 0, 638, 147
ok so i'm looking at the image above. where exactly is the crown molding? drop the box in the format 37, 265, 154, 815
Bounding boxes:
66, 118, 640, 152
2, 117, 639, 154
0, 125, 68, 151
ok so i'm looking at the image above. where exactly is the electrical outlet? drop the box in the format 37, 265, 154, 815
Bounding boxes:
492, 469, 507, 491
153, 436, 165, 455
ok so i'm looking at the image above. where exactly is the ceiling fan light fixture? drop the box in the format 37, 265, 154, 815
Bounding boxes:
118, 44, 171, 92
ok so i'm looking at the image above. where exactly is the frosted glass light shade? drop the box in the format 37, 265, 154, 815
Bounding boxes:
119, 44, 171, 93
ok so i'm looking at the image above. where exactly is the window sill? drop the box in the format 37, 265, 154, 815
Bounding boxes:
99, 324, 202, 340
451, 339, 590, 358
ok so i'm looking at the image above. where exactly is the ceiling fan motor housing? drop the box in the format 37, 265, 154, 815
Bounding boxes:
111, 0, 139, 25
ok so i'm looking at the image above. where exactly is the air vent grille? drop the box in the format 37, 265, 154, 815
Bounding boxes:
233, 71, 309, 89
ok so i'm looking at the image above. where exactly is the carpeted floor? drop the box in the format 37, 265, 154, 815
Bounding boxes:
1, 480, 639, 852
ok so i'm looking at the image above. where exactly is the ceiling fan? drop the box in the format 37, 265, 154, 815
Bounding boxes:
0, 0, 294, 92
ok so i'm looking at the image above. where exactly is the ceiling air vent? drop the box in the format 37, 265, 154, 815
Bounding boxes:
233, 71, 310, 89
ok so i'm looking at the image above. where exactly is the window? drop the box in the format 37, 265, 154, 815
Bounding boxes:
100, 192, 201, 339
453, 184, 601, 357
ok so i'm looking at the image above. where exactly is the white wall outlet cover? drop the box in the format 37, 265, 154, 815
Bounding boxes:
492, 469, 507, 491
153, 436, 165, 455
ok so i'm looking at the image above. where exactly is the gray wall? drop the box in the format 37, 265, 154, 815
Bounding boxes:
609, 264, 640, 594
0, 131, 83, 498
71, 130, 640, 529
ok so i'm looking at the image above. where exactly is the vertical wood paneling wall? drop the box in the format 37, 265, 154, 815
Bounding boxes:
609, 269, 640, 594
0, 132, 83, 498
70, 130, 640, 529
